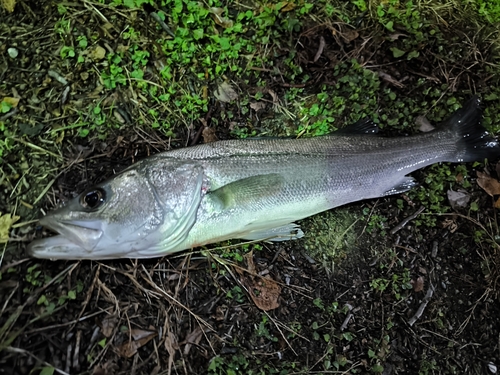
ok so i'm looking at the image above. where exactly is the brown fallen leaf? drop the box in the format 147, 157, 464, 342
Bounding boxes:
183, 327, 203, 355
495, 197, 500, 209
202, 127, 218, 143
411, 276, 425, 292
342, 30, 359, 43
477, 171, 500, 196
238, 252, 281, 311
117, 329, 157, 358
99, 316, 118, 338
247, 276, 281, 311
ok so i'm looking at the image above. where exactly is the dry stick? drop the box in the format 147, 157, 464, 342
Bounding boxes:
408, 284, 435, 326
136, 266, 215, 333
68, 264, 101, 332
313, 36, 326, 62
264, 311, 298, 356
24, 307, 112, 335
391, 206, 425, 235
340, 303, 354, 331
138, 266, 218, 355
6, 347, 70, 375
150, 12, 175, 38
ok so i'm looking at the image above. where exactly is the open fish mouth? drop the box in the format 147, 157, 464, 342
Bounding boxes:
28, 219, 103, 259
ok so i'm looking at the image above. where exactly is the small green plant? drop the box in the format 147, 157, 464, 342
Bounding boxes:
1, 101, 12, 113
60, 45, 75, 59
54, 18, 70, 36
101, 54, 127, 89
256, 314, 277, 342
363, 209, 388, 236
226, 286, 246, 303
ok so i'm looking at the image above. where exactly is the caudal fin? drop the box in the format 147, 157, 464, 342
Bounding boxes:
445, 96, 500, 162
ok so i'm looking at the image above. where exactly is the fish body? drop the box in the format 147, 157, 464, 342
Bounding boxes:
28, 97, 500, 259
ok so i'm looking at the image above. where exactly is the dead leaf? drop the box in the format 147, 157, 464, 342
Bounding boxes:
130, 328, 156, 341
1, 97, 20, 108
250, 101, 266, 112
279, 2, 296, 12
495, 197, 500, 209
387, 33, 407, 41
477, 171, 500, 196
0, 0, 15, 12
209, 7, 233, 28
447, 189, 470, 210
342, 30, 359, 43
238, 252, 281, 310
118, 329, 157, 358
244, 251, 256, 274
377, 71, 404, 88
247, 276, 281, 311
214, 82, 238, 103
99, 316, 118, 337
267, 89, 279, 105
90, 45, 106, 61
0, 213, 20, 242
183, 327, 203, 355
202, 127, 218, 143
411, 276, 425, 292
442, 218, 458, 233
415, 115, 434, 132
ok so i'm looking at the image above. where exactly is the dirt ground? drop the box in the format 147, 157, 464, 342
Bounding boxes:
1, 1, 500, 375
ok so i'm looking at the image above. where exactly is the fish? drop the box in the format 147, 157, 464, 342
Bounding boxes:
28, 97, 500, 259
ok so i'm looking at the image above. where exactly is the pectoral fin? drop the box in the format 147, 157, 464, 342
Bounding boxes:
241, 223, 304, 242
210, 173, 285, 210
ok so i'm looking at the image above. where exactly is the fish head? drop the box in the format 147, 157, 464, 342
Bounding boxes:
28, 159, 205, 259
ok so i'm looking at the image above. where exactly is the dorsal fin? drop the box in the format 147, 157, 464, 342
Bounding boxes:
336, 118, 379, 135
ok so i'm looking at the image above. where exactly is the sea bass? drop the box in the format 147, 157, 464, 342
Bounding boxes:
28, 97, 499, 259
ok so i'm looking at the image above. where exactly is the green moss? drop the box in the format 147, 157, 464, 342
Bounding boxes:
302, 208, 360, 264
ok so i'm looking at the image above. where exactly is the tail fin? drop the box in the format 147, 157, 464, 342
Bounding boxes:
446, 96, 500, 162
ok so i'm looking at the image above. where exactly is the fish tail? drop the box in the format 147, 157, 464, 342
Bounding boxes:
446, 96, 500, 162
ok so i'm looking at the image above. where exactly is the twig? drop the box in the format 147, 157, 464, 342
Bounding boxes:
313, 36, 325, 62
6, 347, 70, 375
391, 206, 425, 235
150, 12, 175, 38
340, 303, 354, 331
408, 284, 435, 326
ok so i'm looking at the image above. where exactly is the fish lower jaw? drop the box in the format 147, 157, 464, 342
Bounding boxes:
27, 235, 90, 260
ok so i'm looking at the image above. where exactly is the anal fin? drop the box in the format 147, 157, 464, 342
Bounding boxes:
242, 223, 304, 242
383, 177, 418, 196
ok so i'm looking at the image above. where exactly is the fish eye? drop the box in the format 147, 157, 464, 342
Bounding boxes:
80, 188, 106, 210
